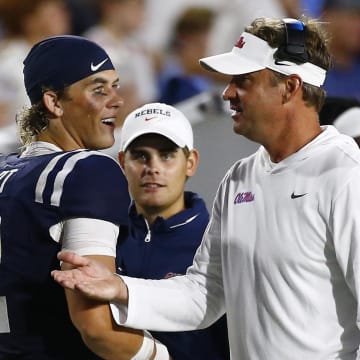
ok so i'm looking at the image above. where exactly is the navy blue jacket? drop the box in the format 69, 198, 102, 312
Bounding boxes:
117, 192, 230, 360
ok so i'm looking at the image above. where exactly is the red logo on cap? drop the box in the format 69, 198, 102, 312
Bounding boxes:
235, 36, 245, 48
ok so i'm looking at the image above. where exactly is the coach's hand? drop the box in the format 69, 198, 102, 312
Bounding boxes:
51, 251, 128, 304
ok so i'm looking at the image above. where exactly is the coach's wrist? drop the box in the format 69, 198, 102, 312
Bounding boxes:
113, 273, 129, 305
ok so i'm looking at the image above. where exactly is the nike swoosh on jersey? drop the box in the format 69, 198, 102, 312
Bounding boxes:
90, 58, 109, 71
291, 192, 307, 199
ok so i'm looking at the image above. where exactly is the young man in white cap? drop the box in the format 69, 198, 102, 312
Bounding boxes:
52, 17, 360, 359
117, 102, 229, 360
0, 35, 171, 359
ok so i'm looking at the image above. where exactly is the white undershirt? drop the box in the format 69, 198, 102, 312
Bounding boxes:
20, 141, 64, 157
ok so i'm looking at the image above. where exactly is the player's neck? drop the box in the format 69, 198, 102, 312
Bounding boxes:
36, 131, 83, 152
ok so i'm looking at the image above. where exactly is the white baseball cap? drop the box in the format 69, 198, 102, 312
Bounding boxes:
120, 102, 194, 151
333, 107, 360, 138
199, 31, 326, 87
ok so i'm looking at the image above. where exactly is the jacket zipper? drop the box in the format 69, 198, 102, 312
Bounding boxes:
144, 219, 151, 242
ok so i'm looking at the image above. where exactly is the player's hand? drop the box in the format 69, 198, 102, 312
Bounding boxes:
51, 251, 128, 303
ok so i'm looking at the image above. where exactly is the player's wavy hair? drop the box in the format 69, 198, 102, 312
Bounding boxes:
245, 17, 332, 112
16, 87, 68, 147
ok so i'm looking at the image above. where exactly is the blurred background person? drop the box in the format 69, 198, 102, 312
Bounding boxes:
157, 6, 218, 105
65, 0, 99, 35
140, 0, 299, 56
320, 0, 360, 100
0, 0, 71, 153
139, 0, 218, 57
300, 0, 326, 17
208, 0, 299, 55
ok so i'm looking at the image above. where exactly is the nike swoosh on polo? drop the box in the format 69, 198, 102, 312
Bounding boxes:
291, 192, 307, 199
90, 58, 109, 71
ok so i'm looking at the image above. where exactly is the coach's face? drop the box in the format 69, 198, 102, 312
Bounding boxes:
58, 69, 124, 150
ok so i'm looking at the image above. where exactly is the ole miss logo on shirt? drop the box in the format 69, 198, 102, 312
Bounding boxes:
234, 191, 255, 204
235, 36, 246, 48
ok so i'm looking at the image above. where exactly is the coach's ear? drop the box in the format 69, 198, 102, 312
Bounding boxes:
43, 91, 63, 117
282, 75, 302, 104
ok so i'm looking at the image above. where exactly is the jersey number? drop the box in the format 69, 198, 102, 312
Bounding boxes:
0, 169, 17, 193
0, 217, 10, 333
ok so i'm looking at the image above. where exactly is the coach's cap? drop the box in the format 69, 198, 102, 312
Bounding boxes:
23, 35, 115, 104
120, 102, 193, 151
199, 30, 326, 87
333, 107, 360, 138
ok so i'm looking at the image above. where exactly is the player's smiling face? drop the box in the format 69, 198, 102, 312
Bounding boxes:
58, 69, 123, 150
119, 134, 198, 221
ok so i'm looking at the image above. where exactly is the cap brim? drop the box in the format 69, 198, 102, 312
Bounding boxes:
121, 128, 187, 152
199, 51, 265, 75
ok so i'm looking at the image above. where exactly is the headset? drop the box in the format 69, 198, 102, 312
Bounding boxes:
273, 18, 309, 64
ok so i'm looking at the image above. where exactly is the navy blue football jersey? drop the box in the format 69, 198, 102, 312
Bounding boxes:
0, 150, 130, 359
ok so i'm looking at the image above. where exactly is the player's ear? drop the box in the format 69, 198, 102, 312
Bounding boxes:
42, 91, 63, 117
